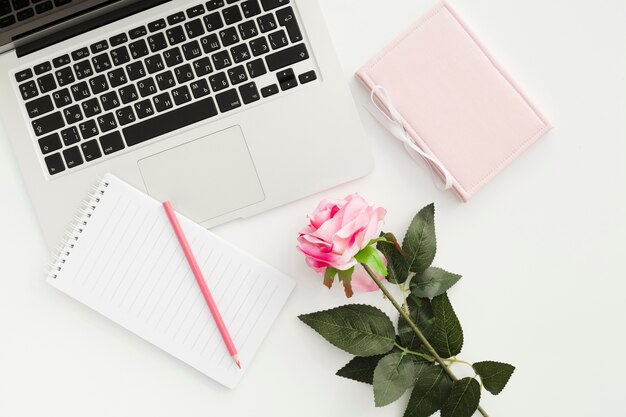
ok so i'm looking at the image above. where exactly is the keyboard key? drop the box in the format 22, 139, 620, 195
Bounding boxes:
0, 15, 16, 29
276, 68, 296, 90
260, 83, 278, 97
209, 71, 229, 92
16, 6, 33, 20
37, 73, 57, 93
119, 85, 139, 104
71, 47, 89, 61
148, 19, 166, 32
15, 68, 33, 82
265, 42, 308, 71
268, 29, 288, 50
204, 12, 223, 32
250, 36, 269, 56
63, 104, 83, 124
19, 80, 38, 100
227, 65, 247, 85
276, 6, 302, 43
163, 47, 183, 67
81, 139, 102, 161
89, 75, 109, 95
193, 57, 213, 76
133, 99, 155, 119
34, 0, 53, 14
239, 81, 260, 104
52, 88, 72, 108
90, 40, 108, 54
182, 40, 202, 60
55, 67, 74, 86
137, 78, 158, 97
129, 25, 147, 40
97, 112, 117, 132
190, 79, 211, 99
63, 146, 84, 168
215, 88, 241, 112
73, 60, 93, 79
25, 95, 54, 118
38, 132, 62, 154
166, 26, 186, 46
92, 53, 112, 72
155, 71, 176, 90
174, 64, 194, 84
260, 0, 288, 11
184, 18, 205, 38
145, 55, 165, 74
34, 62, 52, 75
53, 54, 71, 68
167, 11, 185, 25
241, 0, 261, 18
171, 85, 192, 105
238, 20, 258, 40
107, 68, 127, 88
100, 131, 125, 155
126, 61, 146, 81
206, 0, 225, 11
257, 13, 276, 33
60, 126, 81, 145
147, 32, 168, 52
123, 97, 218, 147
110, 46, 131, 66
246, 58, 266, 78
44, 152, 65, 175
32, 111, 64, 136
219, 27, 239, 47
115, 106, 136, 126
79, 119, 98, 139
299, 70, 316, 84
70, 81, 90, 101
81, 97, 102, 118
153, 92, 173, 112
212, 50, 232, 70
110, 33, 128, 46
231, 43, 251, 63
200, 33, 220, 53
129, 39, 149, 59
187, 4, 205, 18
222, 5, 242, 25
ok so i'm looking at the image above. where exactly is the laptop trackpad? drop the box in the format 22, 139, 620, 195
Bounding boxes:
138, 126, 265, 223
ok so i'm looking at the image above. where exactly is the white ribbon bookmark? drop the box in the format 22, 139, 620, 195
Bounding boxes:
367, 85, 454, 191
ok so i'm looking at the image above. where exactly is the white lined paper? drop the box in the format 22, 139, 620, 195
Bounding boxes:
48, 174, 295, 389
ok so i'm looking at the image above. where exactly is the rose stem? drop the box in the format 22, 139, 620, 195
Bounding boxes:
361, 264, 490, 417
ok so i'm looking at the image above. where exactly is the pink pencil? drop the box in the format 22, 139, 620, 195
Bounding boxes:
162, 201, 241, 369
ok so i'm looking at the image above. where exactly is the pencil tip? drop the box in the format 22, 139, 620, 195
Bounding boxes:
237, 361, 241, 369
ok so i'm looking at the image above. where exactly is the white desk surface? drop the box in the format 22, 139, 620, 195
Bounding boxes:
1, 1, 625, 416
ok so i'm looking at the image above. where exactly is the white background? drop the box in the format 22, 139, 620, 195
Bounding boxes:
1, 0, 625, 416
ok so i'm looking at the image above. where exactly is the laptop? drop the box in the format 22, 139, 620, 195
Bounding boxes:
0, 0, 372, 247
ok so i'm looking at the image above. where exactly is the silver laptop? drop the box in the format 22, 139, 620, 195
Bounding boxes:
0, 0, 372, 247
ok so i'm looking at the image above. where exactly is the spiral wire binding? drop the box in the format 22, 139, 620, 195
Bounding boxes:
45, 178, 110, 280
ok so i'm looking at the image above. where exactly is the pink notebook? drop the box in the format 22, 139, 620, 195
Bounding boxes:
356, 2, 552, 201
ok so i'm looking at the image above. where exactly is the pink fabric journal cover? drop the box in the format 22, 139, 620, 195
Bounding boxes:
356, 2, 552, 201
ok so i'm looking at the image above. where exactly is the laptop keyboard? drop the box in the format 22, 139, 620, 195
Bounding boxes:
13, 0, 317, 177
0, 0, 72, 29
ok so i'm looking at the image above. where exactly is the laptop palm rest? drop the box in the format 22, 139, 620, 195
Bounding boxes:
137, 126, 265, 223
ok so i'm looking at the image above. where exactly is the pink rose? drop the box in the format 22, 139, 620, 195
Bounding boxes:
297, 194, 387, 296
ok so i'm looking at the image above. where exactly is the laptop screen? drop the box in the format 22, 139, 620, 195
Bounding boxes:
0, 0, 150, 54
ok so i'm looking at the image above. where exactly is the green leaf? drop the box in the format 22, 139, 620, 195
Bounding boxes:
398, 297, 434, 351
473, 361, 515, 395
373, 353, 416, 407
298, 304, 395, 356
377, 233, 410, 284
336, 355, 385, 384
403, 204, 437, 274
404, 364, 453, 417
440, 378, 481, 417
430, 294, 464, 358
355, 246, 388, 277
411, 267, 461, 299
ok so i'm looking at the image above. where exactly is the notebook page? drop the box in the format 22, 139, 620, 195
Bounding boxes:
48, 174, 295, 389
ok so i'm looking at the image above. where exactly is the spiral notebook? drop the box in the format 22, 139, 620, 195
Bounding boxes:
46, 174, 295, 389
